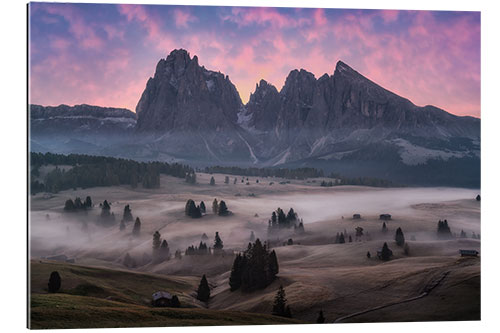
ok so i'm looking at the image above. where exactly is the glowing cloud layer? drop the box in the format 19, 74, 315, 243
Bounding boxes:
29, 3, 480, 117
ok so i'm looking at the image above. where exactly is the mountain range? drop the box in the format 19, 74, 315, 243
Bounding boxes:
30, 49, 480, 187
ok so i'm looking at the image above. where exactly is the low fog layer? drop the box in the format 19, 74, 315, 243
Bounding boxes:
29, 179, 480, 267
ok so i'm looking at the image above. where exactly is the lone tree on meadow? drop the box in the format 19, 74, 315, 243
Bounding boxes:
101, 200, 111, 218
395, 227, 405, 246
272, 285, 292, 318
153, 231, 161, 252
212, 198, 218, 214
123, 204, 133, 222
213, 232, 224, 251
160, 239, 170, 260
132, 217, 141, 237
196, 274, 210, 302
317, 310, 326, 323
218, 200, 229, 216
210, 176, 216, 186
380, 242, 393, 261
48, 271, 61, 293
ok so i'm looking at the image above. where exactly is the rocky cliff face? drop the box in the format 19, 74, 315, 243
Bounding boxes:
136, 49, 242, 132
134, 49, 254, 162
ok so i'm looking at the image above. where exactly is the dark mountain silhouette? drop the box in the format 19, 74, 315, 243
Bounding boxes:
29, 49, 480, 186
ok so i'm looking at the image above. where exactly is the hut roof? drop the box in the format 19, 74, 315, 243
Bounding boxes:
152, 291, 172, 301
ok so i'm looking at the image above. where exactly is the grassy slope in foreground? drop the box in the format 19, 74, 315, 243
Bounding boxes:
29, 261, 302, 328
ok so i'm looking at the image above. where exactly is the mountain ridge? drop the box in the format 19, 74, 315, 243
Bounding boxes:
29, 49, 480, 187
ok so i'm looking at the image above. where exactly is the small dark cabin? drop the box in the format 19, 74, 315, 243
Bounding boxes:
152, 291, 180, 307
353, 214, 361, 219
379, 214, 392, 221
459, 249, 479, 257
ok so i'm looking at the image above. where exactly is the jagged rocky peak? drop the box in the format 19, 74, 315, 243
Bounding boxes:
135, 48, 243, 136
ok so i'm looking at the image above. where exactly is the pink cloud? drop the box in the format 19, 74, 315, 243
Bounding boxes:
43, 4, 104, 50
173, 9, 198, 28
220, 7, 308, 29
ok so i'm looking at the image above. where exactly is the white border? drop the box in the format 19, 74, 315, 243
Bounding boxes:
2, 0, 499, 332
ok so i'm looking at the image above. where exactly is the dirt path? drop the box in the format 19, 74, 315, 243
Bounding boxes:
333, 271, 450, 323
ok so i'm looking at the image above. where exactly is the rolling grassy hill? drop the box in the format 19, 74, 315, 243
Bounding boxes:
29, 260, 303, 328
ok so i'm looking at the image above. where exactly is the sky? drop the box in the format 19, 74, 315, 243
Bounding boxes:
28, 2, 480, 117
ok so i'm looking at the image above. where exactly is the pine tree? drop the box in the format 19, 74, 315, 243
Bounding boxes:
212, 199, 218, 214
74, 197, 83, 210
197, 274, 210, 302
249, 231, 256, 242
317, 310, 326, 323
160, 239, 170, 260
339, 233, 345, 244
382, 222, 388, 233
48, 271, 61, 293
366, 251, 371, 259
268, 250, 279, 283
153, 231, 161, 252
101, 200, 111, 218
476, 194, 481, 201
213, 232, 224, 251
218, 200, 228, 216
132, 217, 141, 237
210, 176, 215, 186
199, 201, 206, 213
395, 227, 405, 246
348, 235, 353, 243
380, 242, 392, 261
64, 199, 75, 211
84, 196, 92, 208
123, 204, 133, 222
272, 285, 291, 317
229, 254, 243, 291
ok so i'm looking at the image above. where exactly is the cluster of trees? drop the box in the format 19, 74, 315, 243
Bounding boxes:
185, 172, 197, 184
437, 220, 452, 239
64, 196, 92, 211
334, 232, 352, 244
185, 199, 204, 218
212, 199, 229, 216
152, 231, 170, 262
30, 152, 194, 194
185, 232, 224, 255
185, 242, 211, 255
229, 239, 279, 292
268, 208, 299, 232
99, 200, 116, 225
337, 176, 397, 187
203, 166, 325, 180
